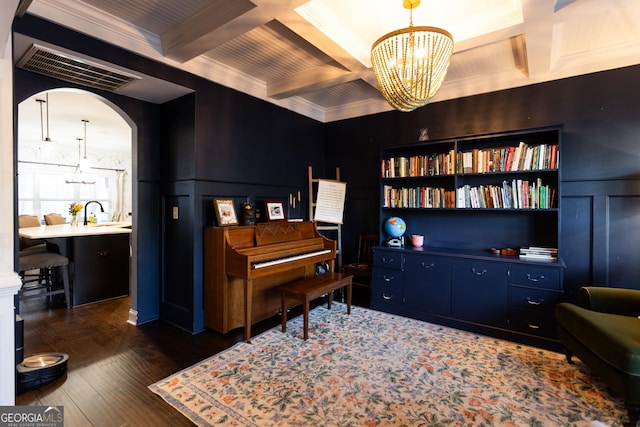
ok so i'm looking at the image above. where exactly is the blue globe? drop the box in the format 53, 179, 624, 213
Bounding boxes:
384, 217, 406, 238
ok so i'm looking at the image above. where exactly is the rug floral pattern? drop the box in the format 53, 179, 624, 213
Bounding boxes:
149, 304, 627, 426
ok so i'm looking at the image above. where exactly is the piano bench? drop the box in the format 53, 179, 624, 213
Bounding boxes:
280, 272, 353, 340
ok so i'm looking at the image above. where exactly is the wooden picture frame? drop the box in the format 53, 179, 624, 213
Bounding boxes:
264, 199, 286, 221
214, 198, 239, 226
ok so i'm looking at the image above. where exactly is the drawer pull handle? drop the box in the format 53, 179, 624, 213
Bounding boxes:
98, 250, 110, 257
382, 293, 393, 300
420, 262, 435, 269
381, 257, 395, 264
526, 297, 544, 306
527, 323, 541, 330
471, 268, 487, 275
526, 274, 545, 282
383, 275, 394, 282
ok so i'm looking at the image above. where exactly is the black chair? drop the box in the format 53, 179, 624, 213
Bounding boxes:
341, 234, 378, 301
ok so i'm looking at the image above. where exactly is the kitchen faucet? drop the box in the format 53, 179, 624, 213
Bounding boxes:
84, 200, 104, 225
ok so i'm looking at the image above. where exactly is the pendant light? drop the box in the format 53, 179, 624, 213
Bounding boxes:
35, 93, 55, 158
66, 132, 95, 185
370, 0, 454, 112
79, 119, 91, 173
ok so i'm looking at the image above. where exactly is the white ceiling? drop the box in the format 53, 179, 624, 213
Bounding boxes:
18, 89, 132, 155
13, 0, 640, 124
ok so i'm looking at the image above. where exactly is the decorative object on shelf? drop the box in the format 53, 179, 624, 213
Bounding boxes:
264, 199, 286, 222
370, 0, 454, 112
213, 198, 238, 226
419, 128, 429, 141
242, 202, 255, 225
68, 202, 83, 227
410, 234, 424, 247
383, 216, 406, 247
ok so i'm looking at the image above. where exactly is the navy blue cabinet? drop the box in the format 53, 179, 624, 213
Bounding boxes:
372, 247, 565, 343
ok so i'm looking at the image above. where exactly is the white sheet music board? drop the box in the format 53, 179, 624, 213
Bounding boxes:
314, 179, 346, 224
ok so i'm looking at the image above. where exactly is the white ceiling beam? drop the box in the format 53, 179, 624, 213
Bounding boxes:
520, 0, 556, 77
267, 65, 356, 99
277, 8, 368, 74
161, 0, 308, 63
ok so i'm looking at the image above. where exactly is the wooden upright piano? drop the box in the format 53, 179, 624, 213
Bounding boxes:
204, 221, 336, 341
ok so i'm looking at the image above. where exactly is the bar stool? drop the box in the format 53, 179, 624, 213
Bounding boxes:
18, 252, 71, 308
18, 215, 47, 255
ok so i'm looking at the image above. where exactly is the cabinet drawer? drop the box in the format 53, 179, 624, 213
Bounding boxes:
373, 250, 403, 270
372, 267, 402, 306
510, 309, 557, 339
510, 286, 561, 313
510, 264, 561, 290
452, 260, 509, 285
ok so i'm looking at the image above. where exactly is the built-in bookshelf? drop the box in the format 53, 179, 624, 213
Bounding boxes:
379, 125, 562, 253
373, 126, 564, 347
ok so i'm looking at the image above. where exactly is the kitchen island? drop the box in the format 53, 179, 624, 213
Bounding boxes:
19, 223, 131, 306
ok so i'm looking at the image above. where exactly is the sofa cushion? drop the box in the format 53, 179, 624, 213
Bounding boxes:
556, 302, 640, 374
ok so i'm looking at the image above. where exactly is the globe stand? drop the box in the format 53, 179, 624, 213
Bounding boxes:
386, 236, 404, 247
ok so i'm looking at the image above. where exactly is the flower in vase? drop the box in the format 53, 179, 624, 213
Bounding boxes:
69, 202, 83, 215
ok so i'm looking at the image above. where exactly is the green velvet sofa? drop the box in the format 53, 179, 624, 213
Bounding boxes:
555, 287, 640, 426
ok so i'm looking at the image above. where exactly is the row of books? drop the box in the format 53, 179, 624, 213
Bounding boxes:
383, 179, 555, 210
519, 246, 558, 260
381, 150, 456, 178
382, 185, 456, 209
459, 143, 558, 174
456, 179, 556, 209
381, 143, 558, 178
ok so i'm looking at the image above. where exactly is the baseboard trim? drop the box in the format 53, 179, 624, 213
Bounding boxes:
127, 309, 138, 326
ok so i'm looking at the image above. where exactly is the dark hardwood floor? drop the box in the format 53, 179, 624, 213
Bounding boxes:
15, 287, 370, 426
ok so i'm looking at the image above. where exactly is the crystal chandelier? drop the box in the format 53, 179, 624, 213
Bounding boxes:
371, 0, 454, 112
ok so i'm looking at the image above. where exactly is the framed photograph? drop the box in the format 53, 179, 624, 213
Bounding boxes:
264, 199, 286, 221
214, 198, 239, 226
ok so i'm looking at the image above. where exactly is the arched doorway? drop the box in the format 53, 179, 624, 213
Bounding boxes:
16, 88, 137, 318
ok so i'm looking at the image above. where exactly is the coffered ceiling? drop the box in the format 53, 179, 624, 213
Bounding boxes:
14, 0, 640, 123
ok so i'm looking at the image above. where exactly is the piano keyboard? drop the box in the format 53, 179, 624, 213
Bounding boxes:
253, 249, 332, 269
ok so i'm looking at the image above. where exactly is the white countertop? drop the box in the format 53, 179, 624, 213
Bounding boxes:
19, 222, 132, 239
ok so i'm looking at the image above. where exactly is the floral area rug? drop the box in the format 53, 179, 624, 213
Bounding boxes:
149, 303, 627, 426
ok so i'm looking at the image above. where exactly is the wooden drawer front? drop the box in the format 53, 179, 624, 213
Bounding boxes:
510, 310, 557, 338
510, 286, 561, 313
372, 267, 402, 305
510, 264, 561, 290
373, 250, 403, 270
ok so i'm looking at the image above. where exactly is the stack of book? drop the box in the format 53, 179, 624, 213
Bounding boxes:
519, 246, 558, 261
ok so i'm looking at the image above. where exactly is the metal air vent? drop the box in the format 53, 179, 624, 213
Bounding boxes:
17, 44, 140, 91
